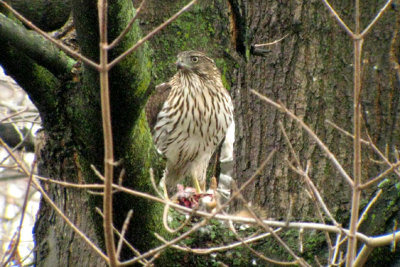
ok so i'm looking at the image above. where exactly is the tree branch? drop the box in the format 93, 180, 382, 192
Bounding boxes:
0, 13, 76, 77
0, 43, 61, 123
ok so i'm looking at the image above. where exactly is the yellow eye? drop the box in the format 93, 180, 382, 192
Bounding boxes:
191, 56, 198, 63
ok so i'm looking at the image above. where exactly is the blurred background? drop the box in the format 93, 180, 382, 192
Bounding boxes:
0, 66, 41, 266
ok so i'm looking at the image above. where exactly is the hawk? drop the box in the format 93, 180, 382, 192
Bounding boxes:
149, 51, 234, 197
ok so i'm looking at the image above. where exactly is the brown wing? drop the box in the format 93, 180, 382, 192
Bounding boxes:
145, 82, 171, 131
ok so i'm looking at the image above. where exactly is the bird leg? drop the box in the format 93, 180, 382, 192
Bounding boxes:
200, 180, 206, 192
193, 176, 202, 194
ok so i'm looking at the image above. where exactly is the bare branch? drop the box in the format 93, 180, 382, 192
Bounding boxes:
228, 221, 298, 266
280, 122, 339, 229
279, 121, 300, 166
346, 27, 363, 267
320, 0, 354, 37
232, 183, 310, 267
0, 137, 109, 263
325, 120, 369, 145
97, 0, 118, 265
331, 233, 343, 266
289, 164, 340, 228
120, 149, 277, 266
357, 189, 382, 228
251, 90, 354, 186
155, 229, 282, 255
254, 33, 289, 47
0, 1, 99, 70
353, 245, 373, 267
8, 169, 377, 247
162, 201, 195, 233
149, 168, 163, 198
0, 107, 28, 123
365, 133, 400, 179
360, 0, 393, 38
117, 210, 134, 260
360, 161, 400, 189
96, 208, 148, 266
2, 161, 35, 266
108, 0, 197, 69
108, 0, 147, 49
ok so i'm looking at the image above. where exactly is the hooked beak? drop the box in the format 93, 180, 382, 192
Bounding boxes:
176, 60, 189, 70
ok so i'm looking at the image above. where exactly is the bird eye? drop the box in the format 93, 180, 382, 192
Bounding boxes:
191, 56, 198, 63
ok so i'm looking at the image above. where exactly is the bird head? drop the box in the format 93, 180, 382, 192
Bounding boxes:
175, 51, 217, 76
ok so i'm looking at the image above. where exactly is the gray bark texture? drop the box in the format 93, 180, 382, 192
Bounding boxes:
232, 0, 400, 218
1, 0, 399, 266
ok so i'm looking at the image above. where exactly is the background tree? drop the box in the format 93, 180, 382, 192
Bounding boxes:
0, 0, 399, 266
229, 0, 400, 265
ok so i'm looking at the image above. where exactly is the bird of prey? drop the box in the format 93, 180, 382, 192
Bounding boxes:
149, 51, 234, 197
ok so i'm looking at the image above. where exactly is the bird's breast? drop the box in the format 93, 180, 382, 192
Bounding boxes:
153, 80, 233, 165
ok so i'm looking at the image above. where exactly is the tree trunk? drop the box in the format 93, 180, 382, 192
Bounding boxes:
1, 0, 399, 265
232, 0, 399, 215
231, 0, 400, 264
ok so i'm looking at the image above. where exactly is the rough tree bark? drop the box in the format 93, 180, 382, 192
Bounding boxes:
1, 0, 399, 265
231, 0, 400, 265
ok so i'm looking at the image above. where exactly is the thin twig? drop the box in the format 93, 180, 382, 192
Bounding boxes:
365, 133, 400, 178
116, 210, 134, 260
320, 0, 354, 37
108, 0, 197, 69
228, 221, 298, 266
325, 120, 369, 145
279, 121, 300, 165
331, 233, 343, 266
232, 183, 310, 267
107, 0, 147, 49
360, 0, 393, 38
91, 164, 105, 181
34, 175, 104, 189
96, 208, 148, 266
0, 137, 109, 263
155, 228, 282, 255
0, 107, 28, 123
97, 0, 118, 265
144, 252, 160, 267
254, 34, 289, 47
360, 161, 400, 189
31, 165, 374, 244
2, 161, 35, 266
353, 244, 373, 267
289, 163, 339, 227
162, 201, 195, 233
119, 149, 277, 266
251, 90, 354, 187
280, 122, 339, 227
149, 168, 163, 198
0, 1, 99, 69
303, 161, 334, 256
357, 189, 382, 228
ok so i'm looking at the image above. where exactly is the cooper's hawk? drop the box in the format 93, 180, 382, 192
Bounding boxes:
150, 51, 234, 197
